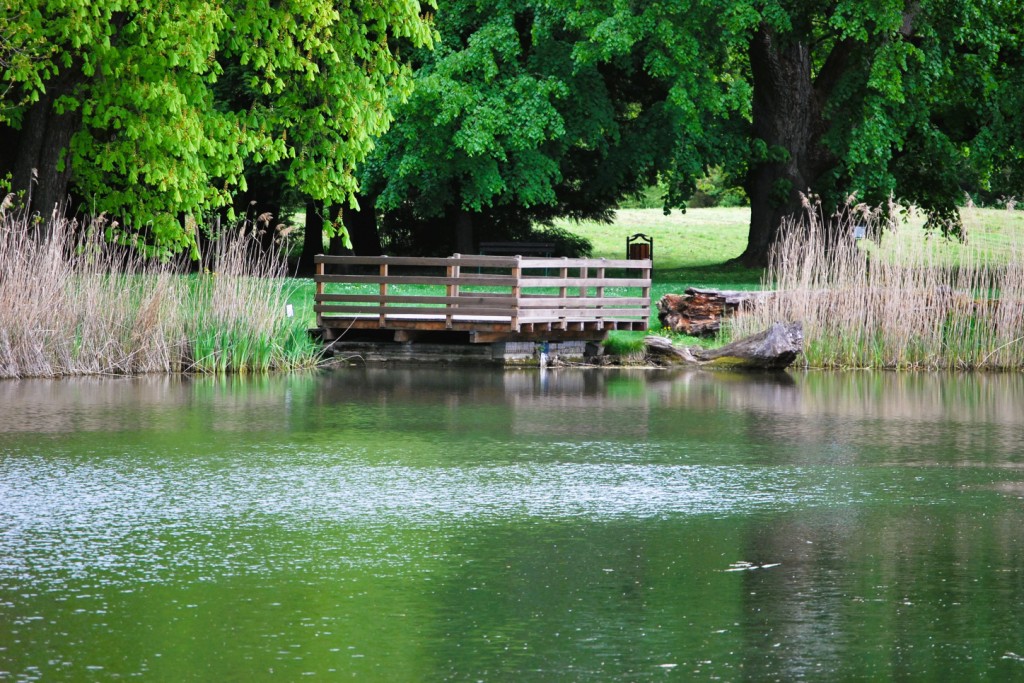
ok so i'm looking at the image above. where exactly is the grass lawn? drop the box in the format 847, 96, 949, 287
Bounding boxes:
553, 207, 763, 290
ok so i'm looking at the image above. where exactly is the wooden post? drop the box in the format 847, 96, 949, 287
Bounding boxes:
559, 257, 569, 330
511, 256, 522, 332
640, 260, 651, 329
315, 259, 325, 328
595, 261, 605, 330
446, 254, 460, 329
379, 258, 388, 328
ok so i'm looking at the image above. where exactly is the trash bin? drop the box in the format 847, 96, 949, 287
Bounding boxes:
627, 233, 653, 261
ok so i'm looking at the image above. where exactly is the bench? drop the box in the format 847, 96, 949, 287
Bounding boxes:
478, 241, 556, 257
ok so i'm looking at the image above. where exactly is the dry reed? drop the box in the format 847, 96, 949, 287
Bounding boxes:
731, 198, 1024, 370
0, 200, 318, 378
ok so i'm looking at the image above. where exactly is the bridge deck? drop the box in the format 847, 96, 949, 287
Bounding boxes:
314, 254, 652, 344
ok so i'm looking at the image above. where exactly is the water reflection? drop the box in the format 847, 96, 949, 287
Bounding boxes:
2, 368, 1024, 680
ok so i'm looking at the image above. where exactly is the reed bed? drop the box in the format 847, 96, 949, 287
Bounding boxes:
731, 199, 1024, 370
0, 203, 319, 378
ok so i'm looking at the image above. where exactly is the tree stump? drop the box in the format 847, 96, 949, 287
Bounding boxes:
656, 288, 772, 336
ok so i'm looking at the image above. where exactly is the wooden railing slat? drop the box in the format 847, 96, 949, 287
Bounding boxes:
317, 294, 520, 306
316, 274, 520, 287
518, 308, 648, 319
313, 254, 651, 269
516, 277, 652, 288
315, 305, 517, 317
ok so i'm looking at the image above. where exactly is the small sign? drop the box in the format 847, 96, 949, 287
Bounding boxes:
853, 225, 867, 240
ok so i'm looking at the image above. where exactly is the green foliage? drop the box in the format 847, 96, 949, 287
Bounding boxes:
600, 332, 647, 357
560, 0, 1024, 256
561, 0, 755, 212
619, 184, 665, 210
690, 167, 748, 208
1, 0, 435, 255
366, 0, 680, 249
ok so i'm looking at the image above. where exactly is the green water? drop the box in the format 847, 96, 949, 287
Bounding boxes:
2, 368, 1024, 681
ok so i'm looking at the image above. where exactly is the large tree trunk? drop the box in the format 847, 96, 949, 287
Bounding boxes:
295, 198, 326, 276
8, 70, 83, 228
455, 209, 474, 254
739, 24, 850, 267
344, 193, 382, 255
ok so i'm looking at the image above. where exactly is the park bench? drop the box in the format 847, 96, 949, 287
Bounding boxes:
478, 241, 556, 257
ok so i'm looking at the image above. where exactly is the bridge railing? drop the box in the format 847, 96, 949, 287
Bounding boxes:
313, 254, 652, 332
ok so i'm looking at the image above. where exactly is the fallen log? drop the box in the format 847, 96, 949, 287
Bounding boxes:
645, 321, 803, 370
657, 288, 772, 336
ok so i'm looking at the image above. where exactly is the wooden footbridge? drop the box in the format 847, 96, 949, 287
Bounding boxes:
313, 254, 651, 358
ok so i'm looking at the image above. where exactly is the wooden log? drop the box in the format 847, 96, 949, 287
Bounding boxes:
644, 321, 803, 370
656, 288, 772, 336
643, 335, 698, 364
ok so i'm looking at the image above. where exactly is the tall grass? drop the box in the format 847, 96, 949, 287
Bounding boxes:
0, 202, 319, 378
732, 198, 1024, 370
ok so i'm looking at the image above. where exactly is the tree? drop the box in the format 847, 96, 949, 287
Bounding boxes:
562, 0, 1024, 266
0, 1, 434, 255
360, 0, 682, 256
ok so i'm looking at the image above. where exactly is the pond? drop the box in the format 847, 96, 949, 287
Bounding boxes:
2, 367, 1024, 680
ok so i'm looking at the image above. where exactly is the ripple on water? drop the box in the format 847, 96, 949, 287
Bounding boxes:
0, 442, 864, 589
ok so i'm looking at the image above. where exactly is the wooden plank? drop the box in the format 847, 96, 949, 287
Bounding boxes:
320, 317, 514, 333
314, 254, 651, 270
313, 255, 484, 267
315, 304, 648, 320
516, 277, 652, 288
317, 293, 520, 306
516, 296, 650, 307
315, 254, 522, 268
316, 274, 519, 287
315, 305, 517, 317
468, 328, 610, 343
517, 308, 649, 319
515, 258, 651, 269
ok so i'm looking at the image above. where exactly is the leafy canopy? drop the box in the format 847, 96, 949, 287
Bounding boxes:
1, 0, 435, 254
366, 0, 684, 246
561, 0, 1024, 242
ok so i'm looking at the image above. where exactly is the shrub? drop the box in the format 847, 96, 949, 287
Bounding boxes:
534, 224, 593, 258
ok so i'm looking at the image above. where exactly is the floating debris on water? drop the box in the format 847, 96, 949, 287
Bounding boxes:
724, 561, 782, 572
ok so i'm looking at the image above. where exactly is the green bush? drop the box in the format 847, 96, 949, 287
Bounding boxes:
689, 167, 748, 208
534, 225, 593, 258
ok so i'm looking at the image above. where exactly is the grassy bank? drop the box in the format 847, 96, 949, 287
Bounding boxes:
0, 210, 319, 379
557, 204, 1024, 366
